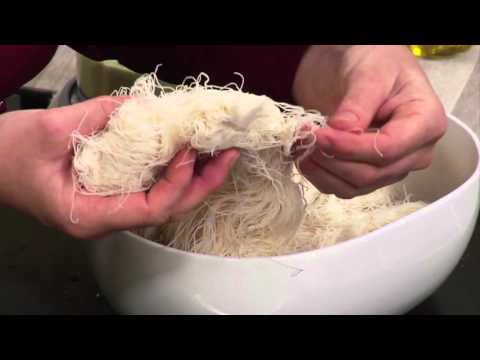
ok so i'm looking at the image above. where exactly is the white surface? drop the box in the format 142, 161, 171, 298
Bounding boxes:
88, 115, 480, 314
419, 45, 480, 113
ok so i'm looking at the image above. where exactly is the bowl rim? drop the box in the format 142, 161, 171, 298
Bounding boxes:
117, 114, 480, 262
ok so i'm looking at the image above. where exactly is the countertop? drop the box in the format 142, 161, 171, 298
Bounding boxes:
0, 46, 479, 315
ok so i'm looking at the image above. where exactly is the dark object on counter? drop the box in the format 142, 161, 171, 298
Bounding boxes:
409, 219, 480, 314
5, 88, 53, 111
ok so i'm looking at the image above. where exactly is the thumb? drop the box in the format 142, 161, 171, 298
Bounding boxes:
328, 77, 388, 132
52, 95, 131, 137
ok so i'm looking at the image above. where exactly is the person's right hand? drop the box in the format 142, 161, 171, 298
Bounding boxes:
292, 45, 447, 199
0, 97, 240, 239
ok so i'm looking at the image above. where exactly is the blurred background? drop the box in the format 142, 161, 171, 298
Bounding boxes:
2, 45, 479, 314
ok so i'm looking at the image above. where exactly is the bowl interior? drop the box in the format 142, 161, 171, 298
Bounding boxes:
403, 115, 479, 203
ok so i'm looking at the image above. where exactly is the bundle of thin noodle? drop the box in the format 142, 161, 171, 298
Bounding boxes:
72, 71, 426, 257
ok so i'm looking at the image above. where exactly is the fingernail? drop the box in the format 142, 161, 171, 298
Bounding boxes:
316, 135, 332, 152
348, 126, 364, 135
321, 151, 335, 159
228, 150, 241, 167
328, 112, 359, 130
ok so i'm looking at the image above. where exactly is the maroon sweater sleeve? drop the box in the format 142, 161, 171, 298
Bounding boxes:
0, 45, 308, 114
71, 45, 309, 103
0, 45, 58, 101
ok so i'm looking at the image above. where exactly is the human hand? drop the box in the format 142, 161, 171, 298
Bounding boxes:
0, 97, 239, 239
293, 45, 447, 198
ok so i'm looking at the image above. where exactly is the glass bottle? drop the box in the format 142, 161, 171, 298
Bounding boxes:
409, 45, 472, 59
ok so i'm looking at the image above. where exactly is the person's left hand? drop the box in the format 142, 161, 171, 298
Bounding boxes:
0, 97, 239, 239
292, 45, 447, 198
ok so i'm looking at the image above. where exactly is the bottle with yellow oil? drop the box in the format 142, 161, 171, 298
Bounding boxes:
409, 45, 472, 59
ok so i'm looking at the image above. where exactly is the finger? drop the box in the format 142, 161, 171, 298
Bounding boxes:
75, 191, 151, 235
171, 148, 240, 218
145, 148, 197, 218
314, 102, 446, 166
299, 157, 359, 199
328, 71, 391, 131
299, 157, 406, 199
73, 148, 198, 233
310, 144, 434, 189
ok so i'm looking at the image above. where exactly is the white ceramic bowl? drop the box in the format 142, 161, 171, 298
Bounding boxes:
89, 115, 480, 315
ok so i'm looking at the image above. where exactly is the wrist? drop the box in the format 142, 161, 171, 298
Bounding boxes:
292, 45, 348, 109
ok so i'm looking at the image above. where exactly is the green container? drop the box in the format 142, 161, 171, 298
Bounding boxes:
76, 54, 141, 98
76, 54, 177, 98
